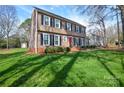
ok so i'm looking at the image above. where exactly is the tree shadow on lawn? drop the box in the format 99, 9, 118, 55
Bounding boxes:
97, 56, 124, 87
120, 57, 124, 71
0, 55, 45, 85
47, 52, 80, 87
0, 55, 44, 77
0, 51, 25, 62
94, 51, 124, 72
65, 51, 97, 61
9, 53, 66, 87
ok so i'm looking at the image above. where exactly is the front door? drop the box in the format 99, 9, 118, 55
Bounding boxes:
68, 36, 72, 47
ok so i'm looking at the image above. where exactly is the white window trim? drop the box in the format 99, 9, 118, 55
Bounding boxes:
55, 19, 60, 28
43, 33, 50, 46
67, 23, 71, 31
76, 26, 79, 33
74, 37, 79, 46
63, 36, 67, 42
81, 38, 84, 46
43, 15, 50, 26
82, 27, 85, 34
54, 35, 60, 46
76, 37, 79, 45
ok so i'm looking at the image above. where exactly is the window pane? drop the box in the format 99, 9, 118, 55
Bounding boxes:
76, 26, 79, 33
44, 15, 50, 26
55, 19, 60, 28
67, 23, 71, 31
54, 35, 60, 46
63, 36, 67, 42
43, 33, 50, 45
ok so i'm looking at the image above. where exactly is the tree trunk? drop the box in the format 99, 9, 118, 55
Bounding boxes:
118, 5, 124, 48
102, 21, 107, 47
121, 11, 124, 47
6, 34, 9, 49
116, 9, 121, 48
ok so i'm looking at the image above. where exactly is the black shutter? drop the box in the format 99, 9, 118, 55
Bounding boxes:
50, 18, 54, 27
40, 33, 43, 45
50, 18, 53, 27
60, 36, 61, 46
79, 27, 81, 33
79, 38, 81, 46
41, 15, 44, 25
60, 21, 62, 29
53, 18, 55, 27
65, 22, 67, 30
50, 34, 54, 46
75, 25, 76, 32
84, 28, 85, 34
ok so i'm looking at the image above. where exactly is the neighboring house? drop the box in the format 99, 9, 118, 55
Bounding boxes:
89, 33, 104, 46
29, 7, 88, 53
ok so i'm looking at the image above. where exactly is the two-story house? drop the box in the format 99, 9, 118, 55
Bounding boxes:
29, 7, 88, 53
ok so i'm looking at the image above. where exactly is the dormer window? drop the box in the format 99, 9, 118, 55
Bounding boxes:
55, 19, 60, 28
67, 23, 71, 31
44, 15, 50, 26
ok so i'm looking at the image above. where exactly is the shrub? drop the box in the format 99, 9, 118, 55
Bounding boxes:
81, 45, 97, 49
45, 46, 55, 53
81, 46, 85, 48
45, 46, 64, 53
64, 47, 70, 52
54, 46, 64, 52
92, 45, 96, 48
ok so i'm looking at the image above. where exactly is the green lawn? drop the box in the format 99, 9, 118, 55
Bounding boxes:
0, 48, 124, 87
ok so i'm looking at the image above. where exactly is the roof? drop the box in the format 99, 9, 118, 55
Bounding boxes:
33, 7, 86, 28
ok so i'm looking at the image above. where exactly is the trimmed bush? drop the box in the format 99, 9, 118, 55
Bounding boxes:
64, 47, 70, 52
45, 46, 55, 53
54, 46, 64, 52
45, 46, 64, 53
81, 45, 97, 49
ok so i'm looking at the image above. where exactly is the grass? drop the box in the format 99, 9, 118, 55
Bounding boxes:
0, 48, 124, 87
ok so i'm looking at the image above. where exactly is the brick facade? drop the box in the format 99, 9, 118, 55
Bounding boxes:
29, 7, 88, 54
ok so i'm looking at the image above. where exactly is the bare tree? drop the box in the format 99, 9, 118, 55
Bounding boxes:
115, 6, 121, 48
118, 5, 124, 47
0, 5, 18, 49
75, 5, 122, 47
0, 22, 6, 39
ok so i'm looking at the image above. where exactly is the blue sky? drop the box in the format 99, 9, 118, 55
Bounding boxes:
15, 5, 89, 26
15, 5, 118, 32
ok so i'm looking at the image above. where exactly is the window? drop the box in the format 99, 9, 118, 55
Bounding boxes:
76, 26, 80, 33
81, 38, 84, 46
63, 36, 67, 42
44, 15, 50, 26
81, 27, 85, 34
43, 33, 50, 46
54, 35, 60, 46
67, 23, 71, 31
73, 37, 79, 46
72, 24, 75, 32
55, 19, 60, 28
